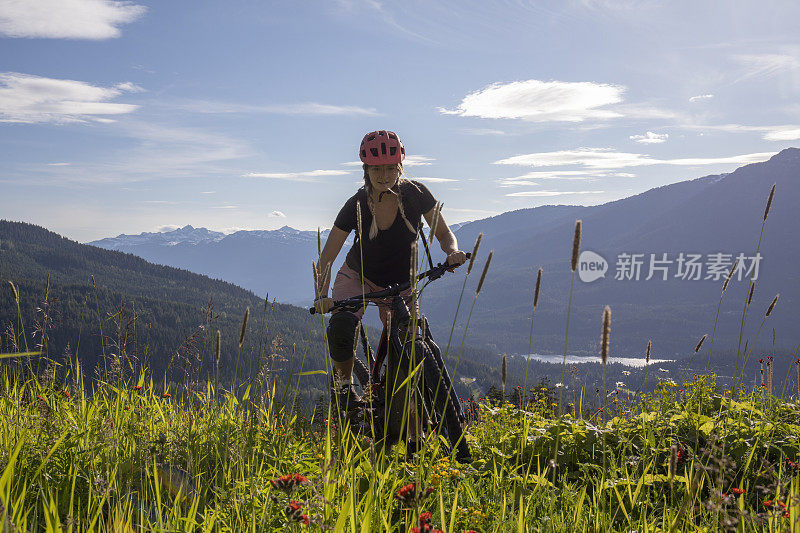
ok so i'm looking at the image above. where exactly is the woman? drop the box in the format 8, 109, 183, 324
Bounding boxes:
314, 130, 466, 408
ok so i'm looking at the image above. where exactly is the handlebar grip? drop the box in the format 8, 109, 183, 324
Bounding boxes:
309, 307, 316, 314
465, 252, 471, 259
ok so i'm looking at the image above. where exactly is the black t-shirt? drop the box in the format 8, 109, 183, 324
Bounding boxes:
334, 179, 437, 287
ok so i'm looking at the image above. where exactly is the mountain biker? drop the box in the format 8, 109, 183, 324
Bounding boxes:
313, 130, 466, 427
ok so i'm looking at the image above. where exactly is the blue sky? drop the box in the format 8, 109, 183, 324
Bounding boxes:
2, 0, 799, 242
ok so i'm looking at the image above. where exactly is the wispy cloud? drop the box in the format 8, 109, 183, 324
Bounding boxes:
29, 120, 252, 183
341, 155, 434, 167
412, 176, 457, 183
157, 225, 180, 232
494, 148, 775, 169
404, 155, 435, 166
505, 190, 606, 197
0, 0, 146, 39
171, 99, 378, 116
732, 53, 800, 83
244, 169, 352, 182
629, 131, 668, 144
764, 127, 800, 141
211, 205, 238, 209
268, 210, 287, 218
47, 162, 71, 166
498, 170, 628, 186
460, 128, 506, 136
439, 79, 625, 122
0, 72, 140, 123
683, 123, 800, 141
689, 94, 714, 102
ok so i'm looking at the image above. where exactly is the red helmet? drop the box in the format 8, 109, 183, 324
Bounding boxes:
359, 130, 405, 165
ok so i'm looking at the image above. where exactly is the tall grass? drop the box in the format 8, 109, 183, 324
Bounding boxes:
1, 182, 795, 531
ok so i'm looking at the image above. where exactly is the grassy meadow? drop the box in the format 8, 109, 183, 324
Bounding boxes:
2, 182, 799, 532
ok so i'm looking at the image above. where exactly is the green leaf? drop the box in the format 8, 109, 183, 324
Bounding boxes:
297, 370, 327, 376
0, 351, 41, 359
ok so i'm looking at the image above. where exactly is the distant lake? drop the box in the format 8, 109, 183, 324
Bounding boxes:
522, 354, 675, 368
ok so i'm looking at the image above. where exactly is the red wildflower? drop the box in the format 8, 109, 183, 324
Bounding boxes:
133, 385, 142, 391
162, 393, 171, 398
36, 395, 46, 402
394, 483, 434, 505
764, 500, 773, 508
732, 488, 745, 495
61, 390, 71, 398
784, 511, 791, 519
270, 473, 308, 493
418, 511, 432, 526
285, 500, 306, 522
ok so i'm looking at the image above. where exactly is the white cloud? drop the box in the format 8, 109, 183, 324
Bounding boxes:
461, 128, 506, 136
682, 123, 800, 141
411, 176, 457, 183
0, 72, 140, 123
200, 191, 216, 194
505, 190, 606, 197
764, 128, 800, 141
689, 94, 714, 102
244, 169, 351, 182
341, 155, 434, 167
439, 79, 625, 122
494, 148, 775, 169
157, 225, 180, 233
47, 162, 71, 166
498, 170, 610, 187
268, 210, 287, 218
733, 53, 800, 83
629, 131, 669, 144
211, 205, 238, 209
171, 99, 378, 116
403, 155, 435, 166
30, 121, 252, 184
0, 0, 146, 39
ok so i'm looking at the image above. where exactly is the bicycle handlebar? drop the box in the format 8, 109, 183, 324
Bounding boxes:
309, 252, 471, 314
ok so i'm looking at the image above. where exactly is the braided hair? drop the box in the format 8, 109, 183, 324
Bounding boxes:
363, 163, 417, 240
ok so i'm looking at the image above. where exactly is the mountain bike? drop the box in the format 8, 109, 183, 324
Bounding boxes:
309, 254, 472, 463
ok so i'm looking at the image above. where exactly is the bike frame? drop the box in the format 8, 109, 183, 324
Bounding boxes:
310, 256, 469, 450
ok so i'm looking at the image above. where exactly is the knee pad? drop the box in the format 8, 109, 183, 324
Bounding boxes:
327, 311, 360, 362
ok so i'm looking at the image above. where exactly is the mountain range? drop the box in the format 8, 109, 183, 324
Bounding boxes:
85, 148, 800, 360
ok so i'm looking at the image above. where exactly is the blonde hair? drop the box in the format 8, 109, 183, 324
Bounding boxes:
363, 163, 417, 240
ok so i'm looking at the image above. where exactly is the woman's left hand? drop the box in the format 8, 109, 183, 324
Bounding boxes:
446, 250, 467, 270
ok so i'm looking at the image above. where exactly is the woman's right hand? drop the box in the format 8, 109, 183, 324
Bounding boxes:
314, 297, 334, 314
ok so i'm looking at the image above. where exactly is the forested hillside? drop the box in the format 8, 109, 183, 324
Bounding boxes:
0, 221, 500, 404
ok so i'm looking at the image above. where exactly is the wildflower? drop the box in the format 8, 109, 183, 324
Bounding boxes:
285, 500, 309, 524
61, 389, 71, 398
133, 385, 142, 391
270, 473, 308, 493
621, 370, 631, 376
394, 483, 434, 505
616, 381, 625, 389
162, 393, 171, 398
36, 395, 46, 402
658, 368, 668, 373
764, 500, 773, 508
732, 488, 744, 495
